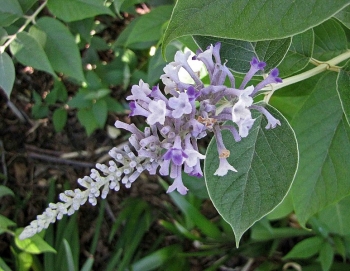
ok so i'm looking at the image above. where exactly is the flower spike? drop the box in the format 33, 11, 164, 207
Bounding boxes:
20, 43, 283, 240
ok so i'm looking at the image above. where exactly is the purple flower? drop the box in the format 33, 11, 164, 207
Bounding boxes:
240, 57, 266, 90
147, 100, 167, 125
252, 68, 282, 96
214, 157, 237, 176
163, 136, 188, 166
168, 92, 192, 118
129, 101, 149, 117
126, 79, 152, 102
166, 172, 188, 195
236, 116, 256, 137
186, 86, 200, 101
250, 105, 281, 129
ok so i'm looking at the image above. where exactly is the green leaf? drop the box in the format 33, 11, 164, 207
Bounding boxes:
47, 0, 113, 22
277, 29, 314, 77
168, 189, 222, 239
0, 51, 15, 97
10, 32, 56, 77
283, 236, 323, 259
316, 195, 350, 236
131, 245, 182, 271
162, 0, 350, 53
0, 185, 14, 198
0, 0, 23, 26
334, 5, 350, 29
0, 214, 16, 235
194, 36, 291, 73
18, 0, 37, 13
204, 103, 298, 246
62, 239, 75, 271
77, 108, 99, 135
0, 257, 12, 271
115, 5, 173, 49
266, 191, 294, 220
15, 228, 57, 254
313, 19, 348, 61
0, 27, 8, 45
84, 88, 111, 100
92, 99, 108, 128
67, 89, 92, 109
53, 108, 67, 132
251, 219, 310, 241
319, 242, 334, 271
337, 63, 350, 126
31, 17, 85, 82
17, 252, 33, 271
271, 72, 350, 226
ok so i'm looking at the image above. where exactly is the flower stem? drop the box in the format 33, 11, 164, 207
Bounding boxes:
0, 0, 48, 54
262, 50, 350, 102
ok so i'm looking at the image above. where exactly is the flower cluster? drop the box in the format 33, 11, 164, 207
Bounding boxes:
19, 43, 282, 239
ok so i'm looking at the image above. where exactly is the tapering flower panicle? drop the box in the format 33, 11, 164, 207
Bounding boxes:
19, 42, 282, 240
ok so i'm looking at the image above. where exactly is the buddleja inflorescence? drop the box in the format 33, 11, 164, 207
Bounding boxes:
19, 43, 282, 240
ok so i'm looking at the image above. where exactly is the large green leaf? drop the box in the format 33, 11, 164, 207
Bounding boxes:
47, 0, 113, 22
277, 29, 314, 77
313, 19, 348, 61
204, 104, 298, 246
337, 61, 350, 126
271, 72, 350, 226
0, 0, 23, 26
334, 5, 350, 29
10, 32, 56, 77
31, 17, 85, 82
162, 0, 350, 53
194, 36, 291, 73
0, 51, 15, 97
115, 5, 173, 49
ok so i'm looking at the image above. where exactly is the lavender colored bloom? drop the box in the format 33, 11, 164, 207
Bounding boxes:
236, 116, 256, 138
126, 79, 152, 102
240, 57, 266, 89
147, 100, 166, 125
232, 100, 252, 123
250, 105, 281, 129
252, 68, 282, 96
163, 136, 188, 166
168, 92, 192, 118
166, 172, 188, 195
129, 101, 149, 117
214, 158, 237, 176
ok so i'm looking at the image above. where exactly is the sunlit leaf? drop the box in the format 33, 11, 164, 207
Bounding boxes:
31, 17, 85, 82
10, 32, 56, 77
47, 0, 113, 22
15, 229, 56, 254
